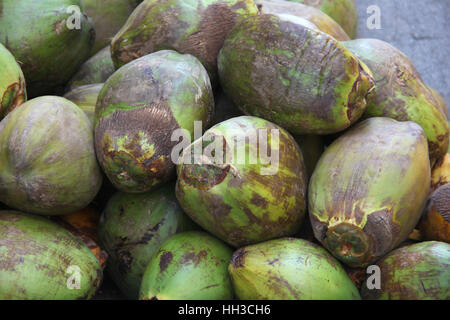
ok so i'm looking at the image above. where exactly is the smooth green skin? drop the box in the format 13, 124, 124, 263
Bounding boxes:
95, 50, 214, 193
286, 0, 357, 38
83, 0, 142, 55
229, 238, 361, 300
256, 0, 350, 41
0, 43, 27, 120
98, 184, 197, 299
64, 83, 104, 125
361, 241, 450, 300
176, 116, 307, 247
343, 39, 450, 161
218, 14, 374, 135
110, 0, 259, 84
66, 46, 115, 92
0, 96, 103, 215
0, 211, 102, 300
0, 0, 94, 97
309, 117, 431, 268
139, 231, 234, 300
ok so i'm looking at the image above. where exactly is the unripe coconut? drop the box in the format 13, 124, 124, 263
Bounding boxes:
0, 0, 95, 97
110, 0, 259, 84
430, 153, 450, 192
51, 208, 108, 270
0, 211, 103, 300
428, 86, 448, 119
95, 50, 214, 193
256, 0, 350, 41
65, 83, 104, 124
66, 46, 115, 91
0, 96, 103, 215
83, 0, 143, 55
98, 184, 197, 299
342, 39, 450, 161
139, 231, 234, 300
285, 0, 357, 38
309, 117, 431, 267
0, 43, 26, 120
420, 184, 450, 243
361, 241, 450, 300
294, 135, 324, 179
176, 116, 308, 247
218, 14, 375, 135
229, 238, 361, 299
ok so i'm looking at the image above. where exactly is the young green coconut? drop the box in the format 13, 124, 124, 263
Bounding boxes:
66, 46, 115, 92
176, 116, 308, 247
428, 86, 448, 119
110, 0, 259, 84
94, 50, 214, 193
0, 43, 26, 120
285, 0, 358, 38
308, 117, 431, 268
82, 0, 142, 55
0, 96, 103, 216
98, 184, 197, 299
139, 231, 234, 300
0, 0, 95, 97
64, 83, 104, 125
361, 241, 450, 300
256, 0, 350, 41
218, 13, 375, 135
229, 238, 361, 300
0, 211, 103, 300
342, 39, 450, 161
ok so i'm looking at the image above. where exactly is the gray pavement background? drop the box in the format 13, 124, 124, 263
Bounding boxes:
355, 0, 449, 115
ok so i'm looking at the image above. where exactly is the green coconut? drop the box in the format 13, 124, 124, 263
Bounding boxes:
0, 43, 26, 120
66, 46, 115, 92
176, 116, 307, 247
218, 13, 375, 135
342, 39, 450, 161
286, 0, 357, 38
64, 83, 104, 124
256, 0, 350, 41
361, 241, 450, 300
428, 86, 448, 119
309, 117, 431, 268
139, 231, 234, 300
294, 134, 324, 179
229, 238, 361, 299
83, 0, 142, 55
98, 184, 197, 299
0, 0, 95, 97
0, 210, 102, 299
95, 50, 214, 193
110, 0, 259, 84
0, 96, 103, 215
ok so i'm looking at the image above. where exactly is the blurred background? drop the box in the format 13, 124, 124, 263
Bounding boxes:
356, 0, 449, 114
